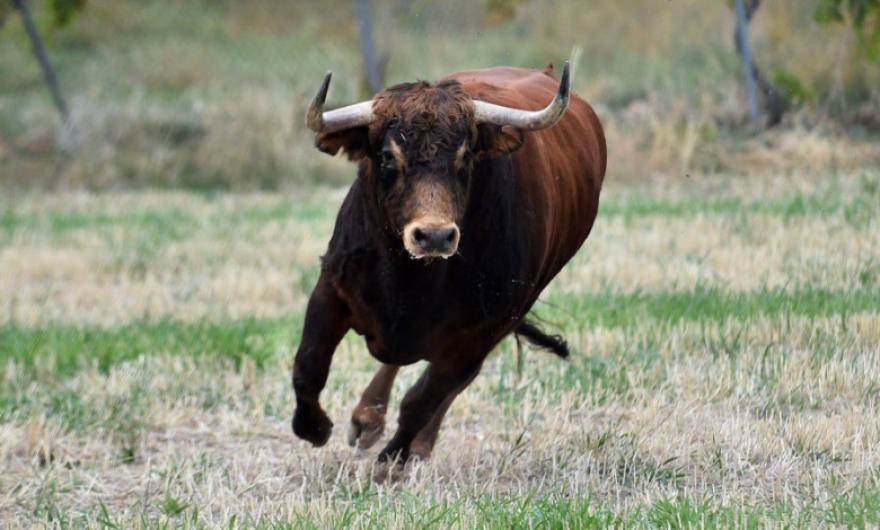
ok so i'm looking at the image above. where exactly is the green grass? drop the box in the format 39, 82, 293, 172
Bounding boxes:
544, 285, 880, 330
2, 286, 874, 377
22, 486, 880, 528
599, 188, 879, 225
0, 197, 334, 237
0, 316, 303, 376
0, 208, 194, 235
2, 181, 877, 239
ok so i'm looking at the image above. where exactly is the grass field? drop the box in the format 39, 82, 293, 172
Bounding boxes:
1, 170, 878, 528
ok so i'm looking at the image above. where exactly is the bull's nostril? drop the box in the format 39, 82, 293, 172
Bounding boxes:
408, 225, 459, 255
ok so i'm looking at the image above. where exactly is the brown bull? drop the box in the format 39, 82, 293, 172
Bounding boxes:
292, 63, 607, 463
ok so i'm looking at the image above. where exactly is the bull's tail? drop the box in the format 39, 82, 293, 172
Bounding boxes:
514, 320, 570, 359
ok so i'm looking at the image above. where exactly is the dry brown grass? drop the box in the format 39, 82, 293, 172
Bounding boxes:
1, 172, 876, 327
0, 170, 878, 526
1, 313, 878, 526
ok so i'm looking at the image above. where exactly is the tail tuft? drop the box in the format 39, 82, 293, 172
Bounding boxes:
514, 320, 570, 359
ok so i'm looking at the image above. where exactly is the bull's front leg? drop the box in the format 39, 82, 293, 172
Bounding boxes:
378, 358, 483, 463
292, 276, 351, 447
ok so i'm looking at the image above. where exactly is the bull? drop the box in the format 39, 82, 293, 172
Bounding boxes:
292, 62, 607, 463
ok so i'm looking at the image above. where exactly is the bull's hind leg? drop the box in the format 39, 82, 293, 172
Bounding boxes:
410, 370, 478, 459
348, 364, 400, 449
378, 359, 483, 463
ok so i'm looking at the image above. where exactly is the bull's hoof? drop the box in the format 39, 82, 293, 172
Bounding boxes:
292, 407, 333, 447
377, 440, 410, 465
409, 440, 433, 461
371, 459, 408, 483
347, 408, 386, 449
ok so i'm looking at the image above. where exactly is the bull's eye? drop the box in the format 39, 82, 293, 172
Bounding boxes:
379, 152, 399, 191
456, 150, 472, 183
380, 151, 396, 167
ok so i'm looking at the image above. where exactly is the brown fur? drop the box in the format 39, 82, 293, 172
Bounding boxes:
370, 80, 477, 162
293, 65, 607, 464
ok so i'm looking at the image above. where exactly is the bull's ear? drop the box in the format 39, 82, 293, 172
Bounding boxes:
315, 127, 371, 161
475, 124, 525, 158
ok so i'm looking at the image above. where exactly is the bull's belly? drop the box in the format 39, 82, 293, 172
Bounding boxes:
362, 335, 427, 365
349, 303, 517, 366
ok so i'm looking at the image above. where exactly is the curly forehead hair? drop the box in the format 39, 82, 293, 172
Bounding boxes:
371, 80, 477, 162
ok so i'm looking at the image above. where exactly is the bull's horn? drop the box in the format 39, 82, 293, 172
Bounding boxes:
305, 72, 376, 134
473, 61, 571, 131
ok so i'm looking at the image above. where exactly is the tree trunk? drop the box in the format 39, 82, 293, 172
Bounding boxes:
353, 0, 385, 97
733, 0, 788, 128
735, 0, 760, 123
13, 0, 70, 125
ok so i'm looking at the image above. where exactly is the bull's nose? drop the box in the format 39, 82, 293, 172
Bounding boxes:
410, 225, 459, 256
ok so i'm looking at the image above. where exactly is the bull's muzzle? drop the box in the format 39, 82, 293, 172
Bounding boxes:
403, 220, 460, 259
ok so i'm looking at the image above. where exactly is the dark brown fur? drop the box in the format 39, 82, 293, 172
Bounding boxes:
292, 65, 607, 463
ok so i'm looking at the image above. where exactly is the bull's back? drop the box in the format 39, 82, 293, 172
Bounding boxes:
446, 66, 607, 298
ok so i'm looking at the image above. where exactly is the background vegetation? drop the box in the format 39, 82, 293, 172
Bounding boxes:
1, 1, 879, 528
1, 0, 878, 190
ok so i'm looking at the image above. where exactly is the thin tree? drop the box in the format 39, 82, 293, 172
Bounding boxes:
11, 0, 70, 124
732, 0, 789, 127
353, 0, 398, 98
353, 0, 382, 95
734, 0, 759, 123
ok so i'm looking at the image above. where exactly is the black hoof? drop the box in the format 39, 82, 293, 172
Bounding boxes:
292, 406, 333, 447
377, 443, 410, 465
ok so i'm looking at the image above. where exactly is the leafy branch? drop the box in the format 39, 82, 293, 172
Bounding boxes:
815, 0, 880, 60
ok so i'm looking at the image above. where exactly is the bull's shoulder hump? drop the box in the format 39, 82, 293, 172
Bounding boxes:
443, 67, 556, 90
442, 67, 562, 110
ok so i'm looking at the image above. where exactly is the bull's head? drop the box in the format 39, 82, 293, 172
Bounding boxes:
306, 63, 571, 260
